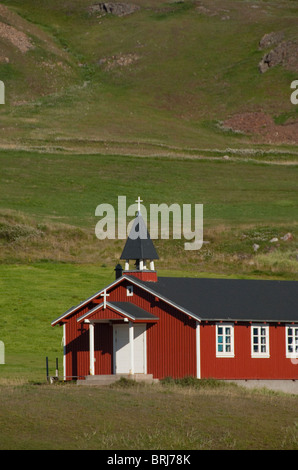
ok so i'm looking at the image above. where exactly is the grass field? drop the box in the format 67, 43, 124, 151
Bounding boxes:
1, 260, 297, 451
0, 379, 297, 450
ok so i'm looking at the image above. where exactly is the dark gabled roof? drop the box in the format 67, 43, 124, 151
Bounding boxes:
120, 212, 159, 261
76, 301, 159, 323
137, 277, 298, 323
109, 302, 159, 321
52, 273, 298, 327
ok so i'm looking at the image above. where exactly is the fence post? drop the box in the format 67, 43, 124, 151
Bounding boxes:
46, 357, 49, 382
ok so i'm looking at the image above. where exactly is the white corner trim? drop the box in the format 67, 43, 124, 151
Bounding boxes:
89, 322, 95, 375
196, 321, 201, 379
63, 324, 66, 381
129, 322, 134, 374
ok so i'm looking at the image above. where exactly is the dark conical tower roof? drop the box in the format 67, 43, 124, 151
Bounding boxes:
120, 211, 159, 261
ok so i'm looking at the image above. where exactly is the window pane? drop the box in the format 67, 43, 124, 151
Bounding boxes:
253, 345, 258, 353
226, 345, 231, 352
288, 328, 293, 336
261, 345, 266, 353
218, 344, 223, 352
218, 327, 223, 335
253, 328, 258, 335
218, 335, 223, 344
253, 337, 258, 344
226, 328, 230, 335
261, 328, 266, 336
226, 336, 231, 344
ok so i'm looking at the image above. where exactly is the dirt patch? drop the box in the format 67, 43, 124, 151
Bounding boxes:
0, 21, 33, 52
87, 3, 140, 16
196, 2, 230, 20
98, 53, 139, 70
223, 112, 298, 144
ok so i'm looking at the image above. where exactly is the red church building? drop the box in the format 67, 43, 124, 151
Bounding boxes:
51, 210, 298, 384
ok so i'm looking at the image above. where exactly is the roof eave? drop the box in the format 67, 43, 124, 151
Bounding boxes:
51, 274, 201, 326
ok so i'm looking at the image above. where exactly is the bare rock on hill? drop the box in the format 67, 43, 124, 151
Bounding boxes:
196, 5, 217, 16
281, 233, 293, 242
259, 31, 284, 50
87, 3, 140, 17
196, 3, 230, 19
98, 53, 139, 70
223, 112, 298, 145
0, 21, 34, 53
259, 40, 298, 73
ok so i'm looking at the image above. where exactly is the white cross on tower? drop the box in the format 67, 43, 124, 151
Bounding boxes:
135, 196, 143, 213
101, 289, 110, 309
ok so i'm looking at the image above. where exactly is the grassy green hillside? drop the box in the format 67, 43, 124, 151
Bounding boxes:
1, 150, 297, 277
0, 0, 297, 153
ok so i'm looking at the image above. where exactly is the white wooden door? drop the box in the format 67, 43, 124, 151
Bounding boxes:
134, 324, 146, 374
113, 324, 146, 374
114, 324, 130, 374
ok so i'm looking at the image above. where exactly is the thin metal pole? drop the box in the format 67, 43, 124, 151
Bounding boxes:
46, 357, 49, 382
55, 358, 59, 378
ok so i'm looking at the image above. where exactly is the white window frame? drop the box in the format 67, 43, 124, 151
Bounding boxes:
285, 325, 298, 359
216, 323, 234, 358
251, 324, 270, 358
126, 285, 133, 297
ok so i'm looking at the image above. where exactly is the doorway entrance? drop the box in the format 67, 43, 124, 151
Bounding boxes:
113, 323, 146, 374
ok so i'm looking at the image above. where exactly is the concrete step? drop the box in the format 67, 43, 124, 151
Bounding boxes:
77, 373, 157, 386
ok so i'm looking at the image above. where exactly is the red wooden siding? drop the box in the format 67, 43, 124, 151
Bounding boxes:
94, 323, 113, 375
87, 306, 125, 321
64, 279, 197, 380
146, 305, 197, 379
112, 281, 197, 379
200, 322, 298, 380
124, 271, 158, 282
64, 305, 115, 378
65, 305, 90, 379
62, 277, 298, 381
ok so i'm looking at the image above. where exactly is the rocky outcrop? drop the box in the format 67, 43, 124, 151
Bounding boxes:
259, 39, 298, 73
87, 3, 140, 17
259, 31, 285, 50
